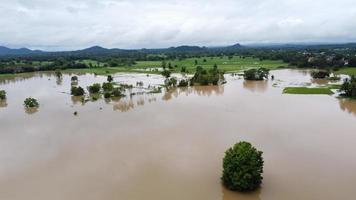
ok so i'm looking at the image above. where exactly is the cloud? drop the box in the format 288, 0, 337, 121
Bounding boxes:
0, 0, 356, 50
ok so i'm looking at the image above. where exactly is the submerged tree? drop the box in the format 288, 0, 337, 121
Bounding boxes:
222, 141, 264, 192
339, 75, 356, 97
243, 68, 269, 80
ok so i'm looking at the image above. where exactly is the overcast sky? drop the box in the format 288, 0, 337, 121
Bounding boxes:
1, 0, 356, 50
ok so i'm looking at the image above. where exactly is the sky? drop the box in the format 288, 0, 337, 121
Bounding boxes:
1, 0, 356, 51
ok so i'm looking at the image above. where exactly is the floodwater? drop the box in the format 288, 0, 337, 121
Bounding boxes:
0, 69, 355, 200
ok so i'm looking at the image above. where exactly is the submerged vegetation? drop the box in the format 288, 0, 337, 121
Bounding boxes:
0, 90, 6, 100
339, 76, 356, 97
283, 87, 334, 95
24, 97, 39, 108
222, 141, 264, 192
243, 68, 269, 80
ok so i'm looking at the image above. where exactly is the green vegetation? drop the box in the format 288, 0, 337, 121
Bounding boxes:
335, 67, 356, 76
190, 65, 224, 86
0, 90, 6, 100
87, 83, 101, 94
283, 87, 334, 95
339, 76, 356, 97
222, 141, 264, 192
71, 86, 85, 96
112, 88, 125, 97
243, 68, 269, 80
24, 97, 39, 108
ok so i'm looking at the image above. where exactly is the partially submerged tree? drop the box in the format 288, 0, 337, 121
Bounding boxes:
71, 76, 78, 82
243, 68, 269, 80
339, 75, 356, 97
222, 141, 264, 192
24, 97, 39, 108
0, 90, 6, 100
178, 79, 189, 87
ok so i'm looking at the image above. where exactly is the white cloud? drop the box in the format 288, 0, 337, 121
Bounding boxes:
0, 0, 355, 50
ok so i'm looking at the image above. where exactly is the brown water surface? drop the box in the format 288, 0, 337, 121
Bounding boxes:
0, 70, 355, 200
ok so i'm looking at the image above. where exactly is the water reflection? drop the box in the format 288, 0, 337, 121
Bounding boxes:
222, 187, 261, 200
339, 98, 356, 116
243, 80, 268, 93
24, 107, 39, 115
113, 99, 135, 112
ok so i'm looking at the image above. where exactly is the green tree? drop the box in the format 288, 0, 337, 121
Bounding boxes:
222, 141, 264, 192
161, 70, 171, 78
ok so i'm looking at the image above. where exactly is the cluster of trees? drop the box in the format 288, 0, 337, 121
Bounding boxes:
190, 65, 224, 86
244, 68, 269, 80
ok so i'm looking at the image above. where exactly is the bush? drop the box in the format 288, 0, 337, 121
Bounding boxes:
102, 82, 114, 92
0, 90, 6, 100
311, 70, 330, 79
339, 75, 356, 97
222, 141, 264, 192
71, 86, 85, 96
243, 68, 269, 80
112, 88, 124, 97
24, 97, 39, 108
88, 83, 101, 94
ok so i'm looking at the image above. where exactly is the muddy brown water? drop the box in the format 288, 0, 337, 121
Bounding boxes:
0, 70, 355, 200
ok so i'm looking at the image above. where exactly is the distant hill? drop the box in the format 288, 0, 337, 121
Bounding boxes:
0, 42, 355, 57
0, 46, 43, 55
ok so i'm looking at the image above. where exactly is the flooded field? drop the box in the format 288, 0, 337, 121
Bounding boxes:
0, 69, 355, 200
